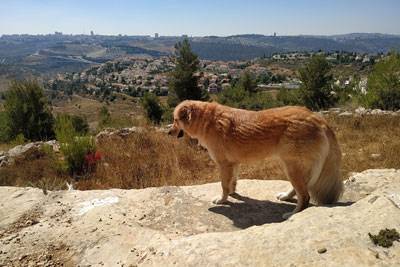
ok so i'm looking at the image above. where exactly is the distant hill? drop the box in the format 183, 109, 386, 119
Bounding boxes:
0, 33, 399, 77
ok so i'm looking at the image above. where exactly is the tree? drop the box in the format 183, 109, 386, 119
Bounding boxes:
98, 106, 111, 129
238, 71, 257, 93
141, 92, 163, 124
365, 52, 400, 110
168, 38, 208, 107
4, 80, 54, 141
299, 55, 336, 110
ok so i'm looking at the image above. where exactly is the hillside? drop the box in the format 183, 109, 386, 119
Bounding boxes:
1, 33, 399, 79
1, 169, 399, 266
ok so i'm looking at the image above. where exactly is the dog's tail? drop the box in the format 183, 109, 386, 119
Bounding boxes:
309, 126, 343, 205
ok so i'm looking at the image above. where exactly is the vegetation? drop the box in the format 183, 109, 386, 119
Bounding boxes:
3, 80, 55, 141
363, 52, 400, 110
218, 72, 278, 110
168, 38, 208, 107
299, 55, 337, 110
141, 92, 163, 124
55, 114, 96, 176
369, 228, 400, 248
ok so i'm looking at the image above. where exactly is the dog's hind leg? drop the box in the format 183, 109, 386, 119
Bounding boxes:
280, 158, 310, 219
213, 162, 234, 204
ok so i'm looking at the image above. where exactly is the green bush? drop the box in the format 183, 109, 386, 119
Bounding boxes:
98, 106, 111, 129
141, 92, 163, 124
0, 111, 9, 142
56, 114, 89, 135
4, 80, 55, 141
218, 85, 279, 110
55, 114, 96, 176
364, 52, 400, 110
277, 89, 304, 106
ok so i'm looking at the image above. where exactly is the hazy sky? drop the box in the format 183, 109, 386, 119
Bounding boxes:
1, 0, 399, 36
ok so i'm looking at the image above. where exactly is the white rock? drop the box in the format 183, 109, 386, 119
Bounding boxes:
339, 111, 352, 117
0, 169, 400, 266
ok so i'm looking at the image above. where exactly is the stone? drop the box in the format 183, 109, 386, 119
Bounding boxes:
0, 169, 399, 266
338, 111, 352, 117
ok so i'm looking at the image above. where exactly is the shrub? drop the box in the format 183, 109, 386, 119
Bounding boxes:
56, 114, 89, 135
277, 89, 304, 106
4, 80, 55, 141
364, 52, 400, 110
55, 114, 96, 176
141, 92, 163, 124
98, 106, 111, 129
0, 111, 9, 142
217, 85, 279, 110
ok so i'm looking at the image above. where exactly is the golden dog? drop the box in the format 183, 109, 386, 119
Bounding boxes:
169, 100, 343, 218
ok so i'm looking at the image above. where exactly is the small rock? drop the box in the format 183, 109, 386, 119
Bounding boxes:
317, 248, 327, 254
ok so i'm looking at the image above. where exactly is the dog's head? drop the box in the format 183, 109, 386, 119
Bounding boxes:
168, 101, 194, 138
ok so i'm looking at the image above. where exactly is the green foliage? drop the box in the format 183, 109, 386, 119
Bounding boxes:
218, 85, 278, 110
299, 55, 337, 110
238, 71, 258, 93
364, 52, 400, 110
10, 133, 26, 147
4, 80, 55, 141
56, 114, 89, 135
0, 111, 9, 142
168, 38, 208, 106
277, 89, 304, 106
141, 92, 163, 124
55, 114, 96, 176
98, 106, 111, 129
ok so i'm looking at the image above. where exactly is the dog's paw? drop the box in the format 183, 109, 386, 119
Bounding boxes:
282, 212, 294, 220
276, 192, 292, 201
212, 196, 228, 204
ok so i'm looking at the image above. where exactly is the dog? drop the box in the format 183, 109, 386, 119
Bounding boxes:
169, 100, 343, 219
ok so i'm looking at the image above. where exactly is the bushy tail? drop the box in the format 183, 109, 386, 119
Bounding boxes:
309, 127, 344, 205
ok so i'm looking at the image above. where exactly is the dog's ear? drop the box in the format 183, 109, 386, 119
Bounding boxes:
178, 105, 192, 123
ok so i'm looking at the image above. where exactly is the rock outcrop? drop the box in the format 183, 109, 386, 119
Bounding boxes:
0, 141, 59, 167
1, 169, 400, 266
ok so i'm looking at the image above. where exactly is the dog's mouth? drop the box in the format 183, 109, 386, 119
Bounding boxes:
177, 129, 184, 138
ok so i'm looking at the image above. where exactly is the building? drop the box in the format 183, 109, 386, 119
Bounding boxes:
90, 30, 94, 36
154, 33, 159, 38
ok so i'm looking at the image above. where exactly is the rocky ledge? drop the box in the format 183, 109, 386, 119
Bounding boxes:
0, 169, 399, 266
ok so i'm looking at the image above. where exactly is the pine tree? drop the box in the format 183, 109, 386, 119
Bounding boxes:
168, 38, 208, 107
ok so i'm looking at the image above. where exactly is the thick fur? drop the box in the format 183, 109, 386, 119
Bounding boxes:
169, 100, 343, 218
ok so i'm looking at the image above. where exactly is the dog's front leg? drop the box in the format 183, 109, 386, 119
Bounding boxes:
213, 163, 234, 204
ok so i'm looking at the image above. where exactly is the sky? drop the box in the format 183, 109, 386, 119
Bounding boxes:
0, 0, 399, 36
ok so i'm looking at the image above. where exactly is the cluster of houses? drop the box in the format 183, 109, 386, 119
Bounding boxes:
49, 54, 371, 99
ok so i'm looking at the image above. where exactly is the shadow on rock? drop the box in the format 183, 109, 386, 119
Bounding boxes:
208, 193, 295, 229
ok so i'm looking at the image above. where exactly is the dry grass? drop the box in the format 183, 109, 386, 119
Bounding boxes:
76, 129, 218, 189
0, 147, 70, 190
1, 114, 399, 191
52, 94, 145, 131
327, 114, 400, 177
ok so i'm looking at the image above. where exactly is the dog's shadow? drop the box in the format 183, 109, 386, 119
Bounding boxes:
209, 193, 354, 229
208, 193, 295, 229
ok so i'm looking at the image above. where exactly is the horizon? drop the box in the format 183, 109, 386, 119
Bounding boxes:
1, 32, 400, 38
1, 0, 399, 36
